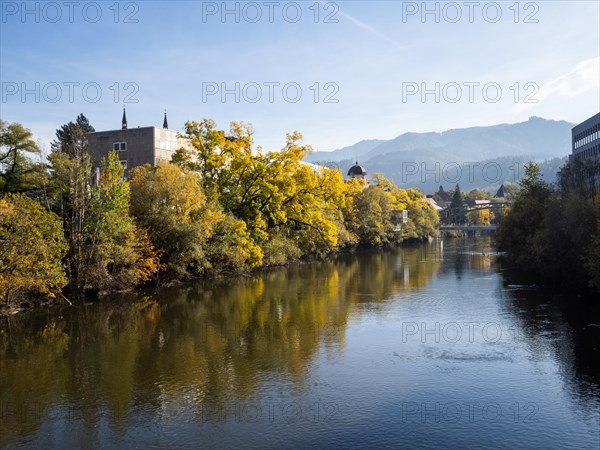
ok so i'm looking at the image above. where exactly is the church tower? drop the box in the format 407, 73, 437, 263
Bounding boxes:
121, 107, 128, 129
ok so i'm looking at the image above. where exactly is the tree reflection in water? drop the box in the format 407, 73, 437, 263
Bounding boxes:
0, 243, 441, 445
2, 238, 598, 448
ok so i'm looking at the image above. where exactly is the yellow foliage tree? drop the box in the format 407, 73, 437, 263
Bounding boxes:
0, 194, 67, 305
467, 208, 494, 225
129, 162, 223, 278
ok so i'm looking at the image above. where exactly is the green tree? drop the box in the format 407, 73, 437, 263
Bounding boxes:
519, 161, 544, 192
559, 159, 600, 288
466, 189, 491, 203
51, 113, 95, 156
497, 162, 559, 276
558, 157, 600, 200
83, 152, 159, 293
0, 120, 44, 193
47, 126, 92, 291
449, 184, 466, 224
584, 234, 600, 291
0, 194, 67, 306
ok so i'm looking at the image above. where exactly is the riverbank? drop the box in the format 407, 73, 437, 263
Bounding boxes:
1, 135, 439, 312
495, 161, 599, 293
0, 237, 437, 317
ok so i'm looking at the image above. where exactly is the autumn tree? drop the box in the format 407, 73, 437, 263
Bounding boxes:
129, 162, 225, 278
353, 185, 395, 246
467, 208, 494, 225
266, 133, 349, 257
83, 152, 159, 293
399, 188, 440, 239
346, 173, 439, 245
178, 122, 351, 262
0, 194, 67, 306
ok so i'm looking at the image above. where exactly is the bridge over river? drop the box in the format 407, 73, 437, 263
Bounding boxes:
440, 225, 498, 232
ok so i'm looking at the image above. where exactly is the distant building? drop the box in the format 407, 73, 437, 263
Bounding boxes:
571, 112, 600, 161
86, 108, 191, 170
346, 162, 368, 187
347, 162, 367, 180
494, 184, 506, 198
424, 197, 443, 211
301, 161, 324, 175
432, 190, 452, 209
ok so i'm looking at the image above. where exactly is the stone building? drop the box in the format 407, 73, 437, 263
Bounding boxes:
86, 108, 191, 170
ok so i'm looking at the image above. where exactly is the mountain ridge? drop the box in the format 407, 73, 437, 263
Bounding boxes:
306, 116, 574, 164
305, 117, 574, 193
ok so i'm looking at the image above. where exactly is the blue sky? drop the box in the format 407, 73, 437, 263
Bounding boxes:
1, 1, 599, 154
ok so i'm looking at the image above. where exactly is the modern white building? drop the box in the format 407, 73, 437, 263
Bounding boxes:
571, 112, 600, 161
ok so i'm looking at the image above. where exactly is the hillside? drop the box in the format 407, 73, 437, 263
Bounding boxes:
306, 117, 574, 193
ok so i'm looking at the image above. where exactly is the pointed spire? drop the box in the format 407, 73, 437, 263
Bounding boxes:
163, 110, 168, 129
121, 106, 128, 130
495, 184, 506, 198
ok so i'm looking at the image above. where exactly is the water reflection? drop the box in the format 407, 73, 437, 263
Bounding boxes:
0, 244, 441, 447
498, 270, 600, 415
1, 239, 598, 449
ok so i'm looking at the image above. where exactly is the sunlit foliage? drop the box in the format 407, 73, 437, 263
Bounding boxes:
2, 118, 441, 307
0, 194, 67, 305
83, 152, 159, 293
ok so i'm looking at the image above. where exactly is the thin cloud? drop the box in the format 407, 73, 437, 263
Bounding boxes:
539, 57, 600, 100
516, 57, 600, 111
335, 7, 404, 51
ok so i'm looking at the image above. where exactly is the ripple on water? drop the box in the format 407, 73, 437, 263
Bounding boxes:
505, 284, 540, 290
423, 347, 514, 363
394, 290, 448, 307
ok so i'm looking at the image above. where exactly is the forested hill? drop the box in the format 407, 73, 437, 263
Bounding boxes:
306, 117, 573, 193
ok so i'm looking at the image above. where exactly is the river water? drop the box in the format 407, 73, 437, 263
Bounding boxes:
1, 238, 599, 449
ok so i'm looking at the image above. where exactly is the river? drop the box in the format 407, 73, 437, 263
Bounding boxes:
1, 237, 599, 449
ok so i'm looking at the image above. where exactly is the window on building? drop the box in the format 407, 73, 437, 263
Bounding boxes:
113, 142, 127, 151
120, 160, 127, 169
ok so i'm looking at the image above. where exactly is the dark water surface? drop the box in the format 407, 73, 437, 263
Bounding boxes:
1, 238, 599, 449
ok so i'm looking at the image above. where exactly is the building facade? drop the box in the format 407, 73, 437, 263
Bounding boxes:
571, 112, 600, 161
86, 109, 191, 170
